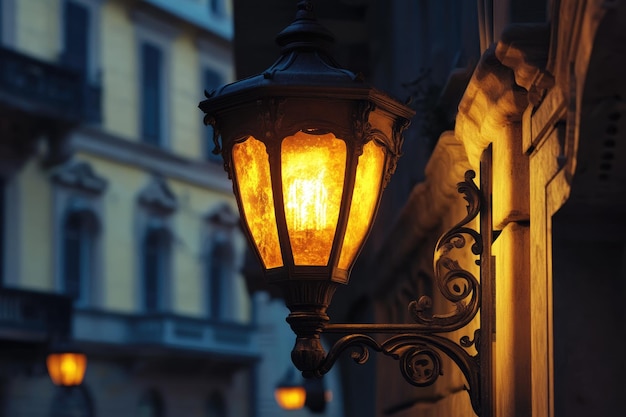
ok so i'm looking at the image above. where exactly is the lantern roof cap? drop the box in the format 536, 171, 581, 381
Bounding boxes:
199, 1, 414, 120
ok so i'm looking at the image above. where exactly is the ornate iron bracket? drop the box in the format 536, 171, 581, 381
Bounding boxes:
311, 170, 486, 416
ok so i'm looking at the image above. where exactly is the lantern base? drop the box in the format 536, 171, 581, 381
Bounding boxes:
279, 280, 339, 374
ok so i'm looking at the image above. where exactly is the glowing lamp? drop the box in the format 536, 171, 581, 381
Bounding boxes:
275, 385, 307, 410
46, 350, 87, 387
199, 1, 413, 374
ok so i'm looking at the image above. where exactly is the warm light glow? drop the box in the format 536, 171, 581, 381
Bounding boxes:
338, 140, 385, 269
46, 352, 87, 386
232, 136, 283, 268
282, 131, 346, 265
274, 385, 307, 410
287, 178, 328, 232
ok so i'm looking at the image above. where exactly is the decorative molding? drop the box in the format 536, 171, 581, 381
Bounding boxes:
51, 160, 108, 194
69, 126, 232, 193
495, 24, 554, 106
131, 8, 182, 41
138, 175, 177, 214
455, 46, 528, 169
205, 203, 239, 228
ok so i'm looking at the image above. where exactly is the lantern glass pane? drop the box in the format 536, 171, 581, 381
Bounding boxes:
282, 131, 346, 266
232, 136, 283, 269
46, 352, 87, 386
338, 140, 385, 270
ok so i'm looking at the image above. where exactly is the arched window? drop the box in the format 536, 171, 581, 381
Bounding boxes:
142, 224, 171, 313
49, 385, 93, 417
206, 391, 226, 417
207, 235, 234, 319
138, 389, 164, 417
62, 208, 99, 305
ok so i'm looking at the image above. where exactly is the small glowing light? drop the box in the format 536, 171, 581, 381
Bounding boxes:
46, 352, 87, 386
275, 386, 307, 410
286, 175, 328, 233
325, 390, 333, 403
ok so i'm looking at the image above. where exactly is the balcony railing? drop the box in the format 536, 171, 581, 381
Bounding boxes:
0, 288, 72, 342
0, 46, 101, 124
74, 309, 259, 363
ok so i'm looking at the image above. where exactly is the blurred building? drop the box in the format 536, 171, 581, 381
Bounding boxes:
0, 1, 259, 416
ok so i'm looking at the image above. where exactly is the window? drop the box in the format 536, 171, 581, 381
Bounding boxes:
141, 42, 163, 146
204, 204, 238, 319
62, 209, 99, 304
0, 0, 16, 48
138, 389, 164, 417
61, 0, 102, 124
52, 161, 107, 307
137, 175, 177, 313
203, 68, 224, 162
207, 236, 234, 318
62, 1, 89, 74
142, 223, 170, 313
206, 391, 226, 417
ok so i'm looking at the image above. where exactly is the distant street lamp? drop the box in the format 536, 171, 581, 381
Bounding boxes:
275, 369, 306, 411
46, 342, 87, 387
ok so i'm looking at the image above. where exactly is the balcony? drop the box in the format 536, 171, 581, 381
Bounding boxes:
0, 46, 102, 166
0, 288, 72, 342
0, 46, 84, 122
73, 309, 259, 368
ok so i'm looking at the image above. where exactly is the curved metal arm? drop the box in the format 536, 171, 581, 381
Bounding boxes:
312, 170, 485, 416
311, 331, 482, 416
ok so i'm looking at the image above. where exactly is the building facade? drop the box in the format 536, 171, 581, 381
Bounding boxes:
0, 1, 258, 416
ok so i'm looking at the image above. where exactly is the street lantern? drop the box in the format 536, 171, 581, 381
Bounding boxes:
274, 369, 306, 411
200, 2, 489, 415
46, 344, 87, 387
199, 0, 413, 373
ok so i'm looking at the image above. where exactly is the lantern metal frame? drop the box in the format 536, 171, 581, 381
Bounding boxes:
199, 2, 492, 416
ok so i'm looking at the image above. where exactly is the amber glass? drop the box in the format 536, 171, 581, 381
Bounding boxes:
282, 131, 346, 266
232, 137, 283, 269
46, 352, 87, 386
274, 386, 306, 410
338, 140, 385, 270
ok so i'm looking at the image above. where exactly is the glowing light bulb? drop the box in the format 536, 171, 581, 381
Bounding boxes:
286, 175, 328, 233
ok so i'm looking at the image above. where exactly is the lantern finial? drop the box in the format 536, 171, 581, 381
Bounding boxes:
275, 0, 334, 53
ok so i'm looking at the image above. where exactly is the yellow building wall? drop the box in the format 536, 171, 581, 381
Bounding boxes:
76, 153, 250, 321
169, 178, 250, 319
18, 159, 53, 291
171, 34, 203, 159
16, 0, 60, 60
76, 153, 144, 312
101, 0, 138, 140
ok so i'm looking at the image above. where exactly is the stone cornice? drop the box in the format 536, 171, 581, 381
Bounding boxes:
456, 24, 555, 169
455, 45, 528, 169
70, 126, 233, 195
